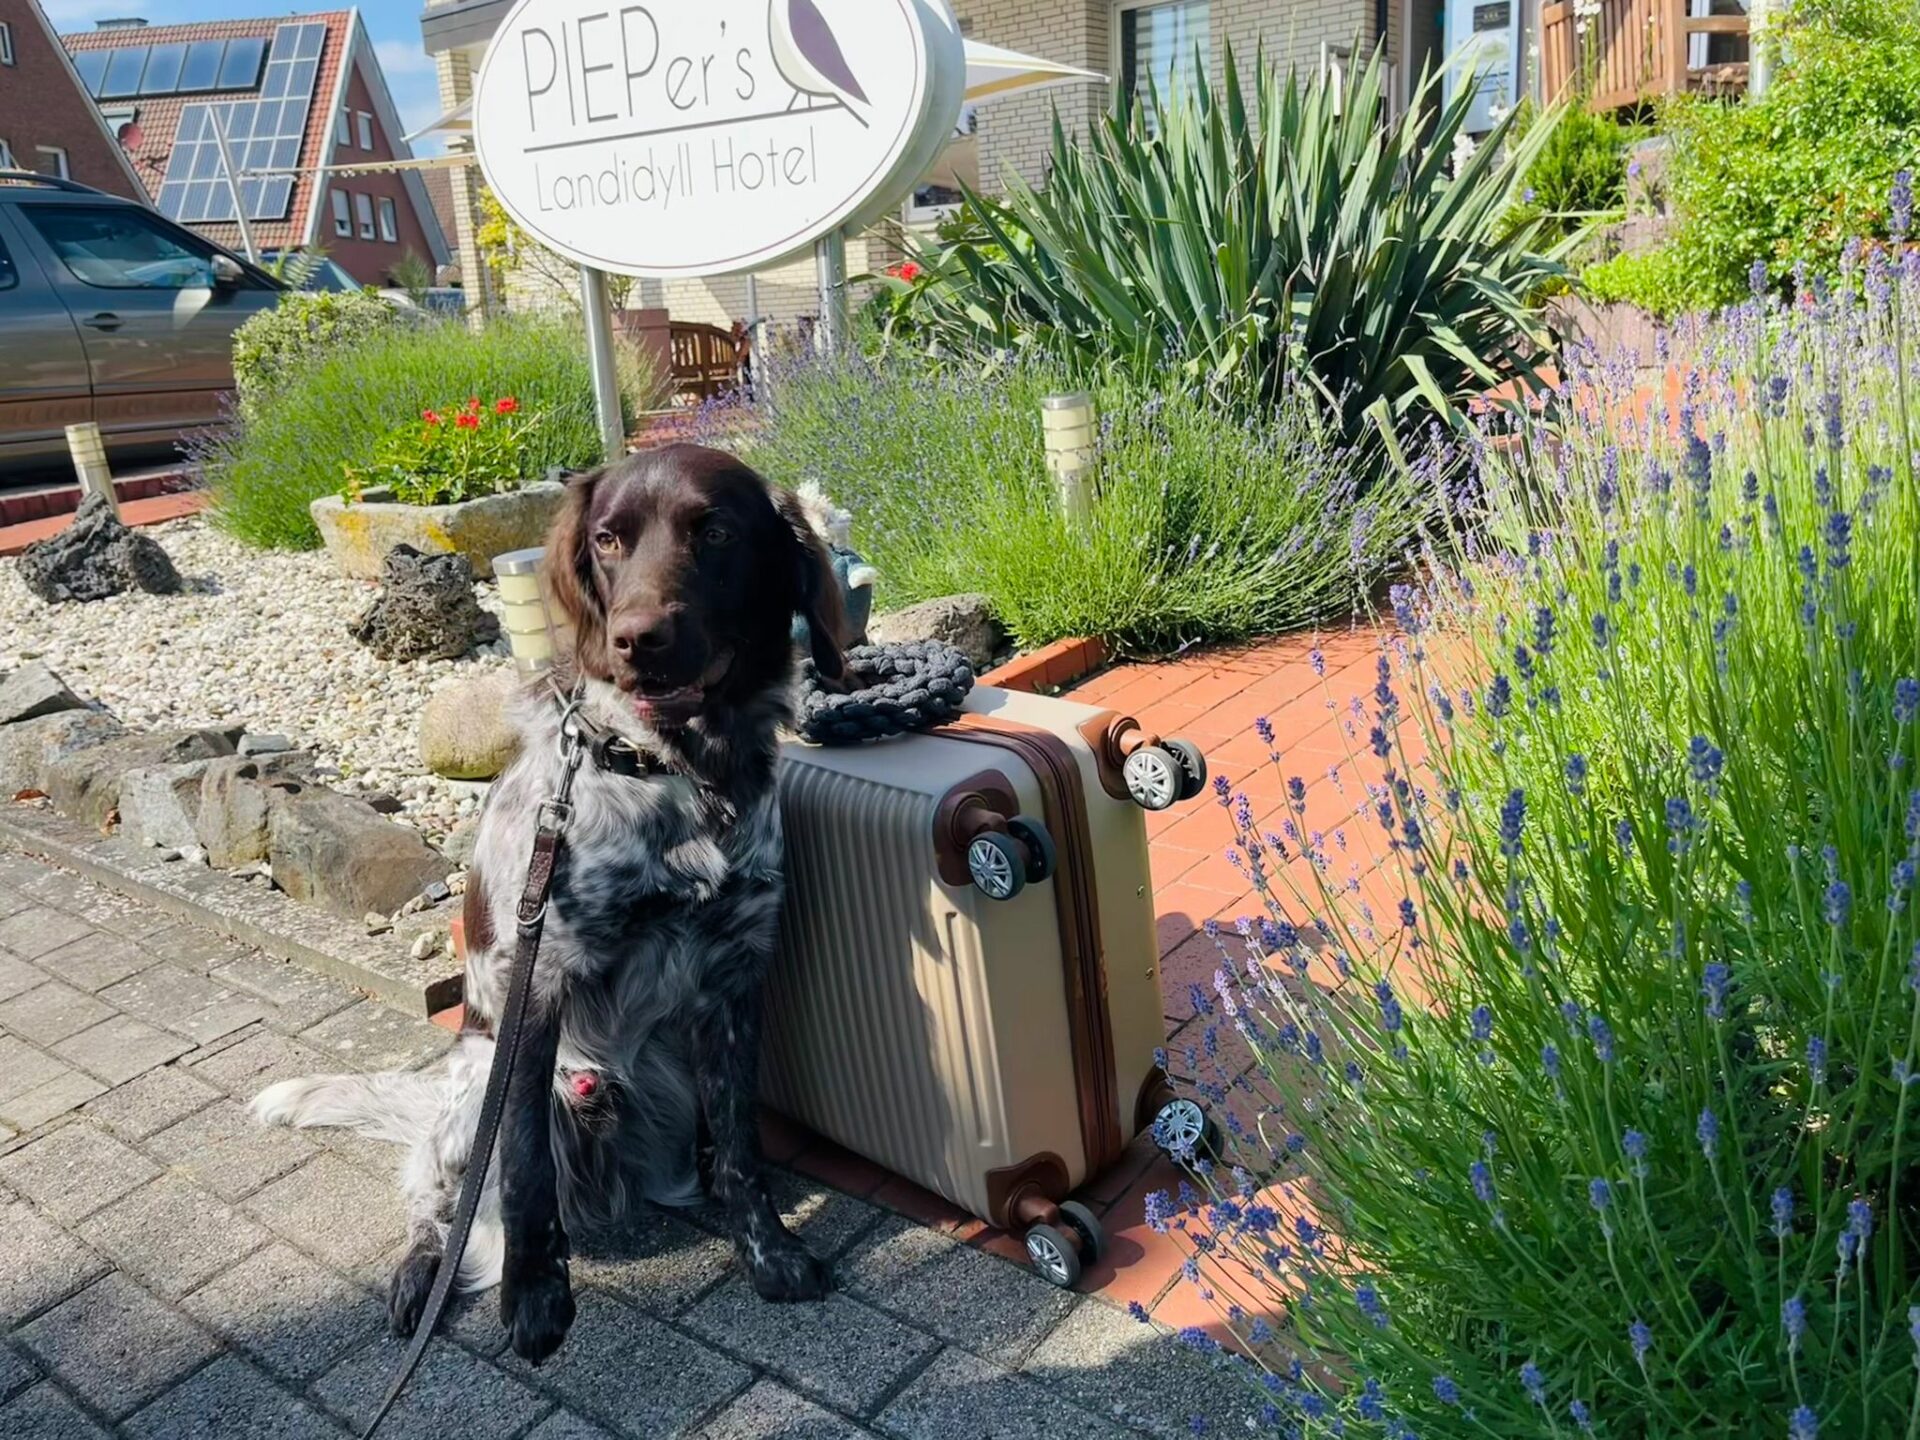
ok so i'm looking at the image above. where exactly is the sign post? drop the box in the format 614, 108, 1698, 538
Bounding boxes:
578, 266, 626, 461
814, 230, 848, 355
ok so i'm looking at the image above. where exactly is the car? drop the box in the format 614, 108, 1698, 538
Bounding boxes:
0, 171, 286, 474
260, 250, 467, 318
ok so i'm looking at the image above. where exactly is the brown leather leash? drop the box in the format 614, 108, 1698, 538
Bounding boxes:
360, 695, 588, 1439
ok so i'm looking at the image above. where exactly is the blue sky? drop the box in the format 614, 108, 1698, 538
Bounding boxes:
41, 0, 448, 155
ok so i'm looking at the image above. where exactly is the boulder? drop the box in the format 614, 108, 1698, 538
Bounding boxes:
309, 482, 566, 582
125, 750, 310, 851
441, 815, 482, 868
419, 669, 522, 780
866, 593, 1004, 672
15, 493, 183, 604
0, 711, 125, 798
45, 729, 234, 829
349, 546, 501, 663
195, 755, 310, 869
267, 788, 450, 920
0, 663, 85, 726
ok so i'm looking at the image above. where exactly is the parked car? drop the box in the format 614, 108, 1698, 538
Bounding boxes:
260, 249, 466, 318
0, 172, 285, 474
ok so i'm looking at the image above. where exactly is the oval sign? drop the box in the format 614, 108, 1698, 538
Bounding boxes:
475, 0, 936, 278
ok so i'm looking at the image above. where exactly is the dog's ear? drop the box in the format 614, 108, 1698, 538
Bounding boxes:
775, 487, 847, 683
543, 467, 608, 678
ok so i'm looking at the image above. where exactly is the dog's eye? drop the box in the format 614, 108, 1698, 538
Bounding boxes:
593, 530, 621, 555
701, 523, 735, 548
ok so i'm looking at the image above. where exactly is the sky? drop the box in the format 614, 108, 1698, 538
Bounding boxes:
40, 0, 448, 155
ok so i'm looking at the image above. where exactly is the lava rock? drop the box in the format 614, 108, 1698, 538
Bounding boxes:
266, 787, 452, 920
866, 593, 1005, 672
16, 493, 183, 604
0, 662, 85, 726
349, 546, 501, 663
0, 711, 125, 798
418, 669, 522, 780
46, 728, 235, 829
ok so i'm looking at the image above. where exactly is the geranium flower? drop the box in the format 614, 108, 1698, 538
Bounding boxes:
421, 409, 442, 425
455, 412, 480, 430
495, 397, 520, 415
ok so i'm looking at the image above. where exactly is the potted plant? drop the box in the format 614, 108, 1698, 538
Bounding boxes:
309, 395, 568, 580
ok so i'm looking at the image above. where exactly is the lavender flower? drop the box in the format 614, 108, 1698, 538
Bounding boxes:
1470, 1005, 1494, 1043
1520, 1362, 1546, 1406
1487, 673, 1513, 719
1702, 962, 1731, 1020
1697, 1108, 1720, 1159
1825, 880, 1853, 928
1588, 1014, 1615, 1064
1374, 979, 1404, 1034
1565, 752, 1589, 796
1848, 1197, 1873, 1247
1470, 1159, 1497, 1207
1499, 788, 1527, 858
1688, 735, 1725, 786
1571, 1399, 1594, 1432
1894, 168, 1914, 242
1355, 1282, 1389, 1329
1624, 1128, 1649, 1177
1630, 1317, 1653, 1366
1790, 1405, 1818, 1440
1808, 1034, 1828, 1086
1542, 1042, 1561, 1081
1784, 1294, 1807, 1348
1432, 1375, 1460, 1406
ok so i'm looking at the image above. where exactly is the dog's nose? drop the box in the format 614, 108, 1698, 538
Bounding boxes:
611, 613, 674, 660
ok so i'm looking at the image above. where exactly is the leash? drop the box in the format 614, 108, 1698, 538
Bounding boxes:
361, 692, 588, 1439
796, 640, 974, 745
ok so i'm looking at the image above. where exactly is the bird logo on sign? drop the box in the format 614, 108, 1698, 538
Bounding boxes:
769, 0, 870, 127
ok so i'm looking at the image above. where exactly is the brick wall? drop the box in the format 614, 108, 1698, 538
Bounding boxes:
322, 66, 439, 288
0, 0, 143, 200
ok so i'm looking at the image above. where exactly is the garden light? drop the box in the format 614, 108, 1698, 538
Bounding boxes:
64, 423, 120, 520
1041, 392, 1098, 521
493, 547, 556, 674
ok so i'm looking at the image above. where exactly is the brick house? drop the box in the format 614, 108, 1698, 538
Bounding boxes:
0, 0, 145, 198
60, 10, 448, 287
417, 0, 1465, 330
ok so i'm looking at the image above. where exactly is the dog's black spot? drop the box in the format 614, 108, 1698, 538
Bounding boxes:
387, 1239, 442, 1337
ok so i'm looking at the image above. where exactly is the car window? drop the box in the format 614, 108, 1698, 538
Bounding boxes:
22, 205, 238, 290
0, 231, 17, 292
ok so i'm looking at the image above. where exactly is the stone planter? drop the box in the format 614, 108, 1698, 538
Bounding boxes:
310, 482, 566, 581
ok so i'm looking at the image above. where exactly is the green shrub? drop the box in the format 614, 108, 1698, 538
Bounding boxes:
716, 352, 1424, 652
205, 315, 641, 549
876, 51, 1571, 443
1579, 244, 1695, 313
1150, 215, 1920, 1434
1506, 100, 1637, 242
230, 291, 401, 418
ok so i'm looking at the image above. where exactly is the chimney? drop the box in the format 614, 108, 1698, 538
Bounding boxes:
94, 18, 151, 30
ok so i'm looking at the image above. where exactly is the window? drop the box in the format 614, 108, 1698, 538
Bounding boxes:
355, 192, 374, 240
336, 110, 351, 147
0, 231, 16, 292
357, 112, 374, 150
0, 138, 14, 170
35, 147, 70, 181
332, 189, 352, 237
1116, 0, 1210, 128
0, 22, 14, 67
22, 205, 228, 291
377, 196, 398, 243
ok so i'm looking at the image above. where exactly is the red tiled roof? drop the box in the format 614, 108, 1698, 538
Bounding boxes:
63, 12, 354, 254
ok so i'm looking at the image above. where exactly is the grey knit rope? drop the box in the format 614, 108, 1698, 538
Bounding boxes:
797, 640, 976, 744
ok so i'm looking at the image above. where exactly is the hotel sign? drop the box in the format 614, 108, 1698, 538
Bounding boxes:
474, 0, 963, 278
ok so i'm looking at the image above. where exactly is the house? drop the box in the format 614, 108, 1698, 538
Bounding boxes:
0, 0, 146, 198
60, 10, 449, 287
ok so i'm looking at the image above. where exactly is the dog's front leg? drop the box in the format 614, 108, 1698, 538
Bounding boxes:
498, 990, 575, 1362
694, 985, 834, 1302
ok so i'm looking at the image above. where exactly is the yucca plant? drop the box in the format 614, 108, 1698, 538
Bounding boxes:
878, 49, 1574, 444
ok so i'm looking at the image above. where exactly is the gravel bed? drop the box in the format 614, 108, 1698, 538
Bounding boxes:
0, 516, 511, 838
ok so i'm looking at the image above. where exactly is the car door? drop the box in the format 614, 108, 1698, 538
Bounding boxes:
14, 201, 282, 444
0, 207, 95, 468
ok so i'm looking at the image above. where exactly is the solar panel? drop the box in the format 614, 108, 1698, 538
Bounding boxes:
140, 42, 186, 95
100, 45, 148, 98
71, 50, 110, 97
179, 40, 224, 92
218, 36, 266, 89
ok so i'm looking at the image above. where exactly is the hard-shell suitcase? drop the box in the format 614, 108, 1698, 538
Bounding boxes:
763, 684, 1210, 1288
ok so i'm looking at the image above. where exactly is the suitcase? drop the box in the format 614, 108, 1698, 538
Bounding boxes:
763, 684, 1211, 1289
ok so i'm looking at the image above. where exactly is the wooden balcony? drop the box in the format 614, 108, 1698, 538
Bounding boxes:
1540, 0, 1750, 112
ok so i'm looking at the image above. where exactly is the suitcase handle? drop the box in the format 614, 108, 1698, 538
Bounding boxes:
1079, 716, 1210, 812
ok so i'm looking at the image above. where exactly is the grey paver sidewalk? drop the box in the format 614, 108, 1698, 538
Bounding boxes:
0, 848, 1253, 1439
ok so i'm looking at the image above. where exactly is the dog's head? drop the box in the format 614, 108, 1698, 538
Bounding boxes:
544, 444, 846, 728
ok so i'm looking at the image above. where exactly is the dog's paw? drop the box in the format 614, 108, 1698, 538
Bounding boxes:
500, 1255, 575, 1364
386, 1245, 441, 1338
744, 1237, 834, 1303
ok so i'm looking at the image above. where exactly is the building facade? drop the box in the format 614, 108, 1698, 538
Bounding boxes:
0, 0, 146, 198
60, 10, 448, 287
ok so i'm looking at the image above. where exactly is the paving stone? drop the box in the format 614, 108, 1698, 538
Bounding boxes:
0, 1068, 107, 1131
314, 1337, 552, 1440
185, 1029, 337, 1099
1022, 1297, 1259, 1440
182, 1243, 384, 1382
146, 1098, 315, 1201
0, 1124, 159, 1222
298, 1000, 453, 1073
0, 951, 42, 1002
0, 907, 94, 962
78, 1174, 271, 1298
32, 933, 153, 993
524, 1413, 623, 1440
74, 891, 185, 945
17, 1273, 220, 1421
574, 1208, 736, 1316
243, 1154, 404, 1268
210, 953, 357, 1032
681, 1279, 938, 1416
0, 1381, 112, 1439
52, 1014, 193, 1085
500, 1291, 750, 1439
687, 1170, 878, 1263
142, 922, 252, 975
697, 1378, 873, 1440
842, 1217, 1076, 1367
0, 1035, 70, 1101
16, 868, 93, 910
0, 981, 114, 1045
122, 1353, 347, 1440
83, 1064, 220, 1140
0, 1199, 109, 1327
878, 1348, 1126, 1440
0, 1343, 39, 1402
99, 966, 267, 1045
314, 1126, 402, 1178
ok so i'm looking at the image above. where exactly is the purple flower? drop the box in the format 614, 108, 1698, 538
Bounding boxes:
1589, 1177, 1613, 1217
1790, 1405, 1818, 1440
1470, 1004, 1494, 1043
1771, 1187, 1793, 1239
1565, 753, 1589, 795
1808, 1034, 1828, 1086
1588, 1014, 1615, 1064
1702, 962, 1731, 1020
1374, 979, 1404, 1034
1897, 679, 1919, 725
1697, 1108, 1720, 1159
1894, 168, 1914, 242
1571, 1398, 1594, 1432
1470, 1159, 1497, 1206
1520, 1362, 1546, 1406
1630, 1317, 1652, 1365
1784, 1294, 1807, 1348
1623, 1128, 1649, 1175
1144, 1190, 1174, 1233
1433, 1375, 1460, 1406
1355, 1282, 1389, 1329
1499, 788, 1526, 858
1688, 735, 1724, 786
1750, 258, 1769, 299
1825, 881, 1853, 928
1542, 1042, 1561, 1081
1848, 1196, 1873, 1246
1310, 648, 1326, 677
1487, 674, 1513, 719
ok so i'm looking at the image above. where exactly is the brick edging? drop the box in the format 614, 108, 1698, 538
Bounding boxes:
980, 636, 1108, 695
0, 468, 196, 528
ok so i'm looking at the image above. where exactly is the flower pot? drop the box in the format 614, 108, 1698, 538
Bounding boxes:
309, 482, 566, 581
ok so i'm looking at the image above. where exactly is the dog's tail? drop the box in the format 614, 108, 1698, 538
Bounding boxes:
250, 1070, 447, 1144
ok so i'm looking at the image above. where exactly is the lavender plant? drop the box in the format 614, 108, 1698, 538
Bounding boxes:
1148, 197, 1920, 1436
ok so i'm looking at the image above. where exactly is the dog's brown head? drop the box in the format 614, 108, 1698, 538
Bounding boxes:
545, 444, 846, 728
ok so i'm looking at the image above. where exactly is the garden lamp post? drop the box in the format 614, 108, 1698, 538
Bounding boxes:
1042, 392, 1099, 521
493, 547, 557, 675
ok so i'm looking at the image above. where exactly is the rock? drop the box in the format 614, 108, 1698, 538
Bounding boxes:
365, 912, 393, 935
237, 733, 294, 757
423, 879, 452, 905
45, 728, 234, 830
0, 711, 125, 798
866, 593, 1004, 672
349, 546, 501, 663
155, 847, 183, 862
410, 929, 444, 961
195, 754, 311, 869
309, 482, 566, 582
364, 792, 405, 815
15, 493, 183, 604
119, 758, 217, 850
0, 662, 85, 726
266, 787, 452, 920
441, 815, 481, 868
419, 669, 522, 780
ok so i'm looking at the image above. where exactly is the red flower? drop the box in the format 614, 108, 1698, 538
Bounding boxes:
454, 412, 480, 430
422, 409, 442, 426
495, 397, 520, 415
887, 260, 923, 283
465, 395, 482, 413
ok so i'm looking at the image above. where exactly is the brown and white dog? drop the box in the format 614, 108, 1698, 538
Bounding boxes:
254, 444, 847, 1362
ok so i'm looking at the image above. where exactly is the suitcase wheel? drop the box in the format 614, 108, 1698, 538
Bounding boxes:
1152, 1097, 1220, 1160
967, 831, 1027, 900
1023, 1222, 1084, 1288
1164, 739, 1209, 802
1056, 1200, 1107, 1264
1122, 745, 1186, 811
1005, 815, 1056, 884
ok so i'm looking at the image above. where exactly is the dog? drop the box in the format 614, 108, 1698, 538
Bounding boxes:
253, 443, 848, 1362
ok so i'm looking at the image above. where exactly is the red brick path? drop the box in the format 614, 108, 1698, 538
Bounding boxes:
0, 491, 210, 557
